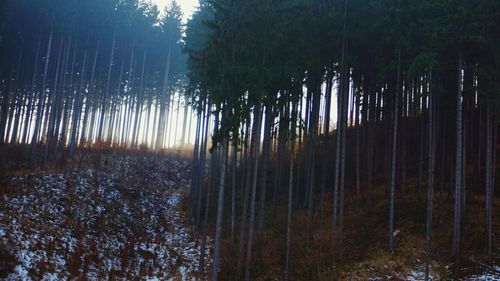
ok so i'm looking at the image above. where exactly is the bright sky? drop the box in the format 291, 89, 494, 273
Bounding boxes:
152, 0, 198, 21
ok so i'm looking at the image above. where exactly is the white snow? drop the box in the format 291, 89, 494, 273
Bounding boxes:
0, 155, 209, 280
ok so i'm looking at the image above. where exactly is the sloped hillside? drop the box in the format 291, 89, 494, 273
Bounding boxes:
0, 153, 210, 280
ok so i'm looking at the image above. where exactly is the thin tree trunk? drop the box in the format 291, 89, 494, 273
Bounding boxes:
54, 35, 72, 152
190, 109, 202, 202
284, 100, 297, 281
306, 79, 321, 250
69, 49, 88, 156
237, 106, 259, 275
452, 49, 463, 265
231, 131, 238, 242
180, 96, 189, 147
44, 37, 64, 162
485, 102, 493, 260
80, 42, 99, 146
107, 60, 124, 144
10, 91, 24, 144
244, 103, 263, 281
131, 49, 146, 148
22, 36, 42, 144
97, 34, 116, 143
30, 30, 53, 167
334, 0, 348, 231
355, 87, 361, 195
388, 28, 401, 251
319, 76, 333, 222
199, 107, 219, 273
60, 42, 78, 150
0, 60, 15, 144
425, 70, 435, 281
257, 104, 273, 240
196, 104, 210, 230
155, 43, 172, 152
211, 130, 229, 281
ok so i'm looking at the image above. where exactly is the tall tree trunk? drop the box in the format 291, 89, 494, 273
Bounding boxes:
10, 90, 24, 143
452, 49, 463, 265
237, 106, 259, 275
244, 103, 263, 281
132, 48, 147, 148
195, 103, 210, 230
3, 49, 22, 144
54, 35, 72, 152
68, 49, 88, 156
0, 61, 14, 144
388, 30, 401, 251
485, 102, 493, 260
284, 100, 297, 281
272, 109, 287, 216
230, 130, 238, 242
425, 70, 435, 281
155, 43, 172, 152
492, 116, 497, 262
257, 103, 273, 241
107, 60, 124, 144
319, 76, 333, 222
198, 110, 217, 274
355, 87, 361, 195
97, 34, 116, 143
334, 0, 348, 232
190, 109, 202, 203
44, 37, 64, 163
211, 126, 229, 281
306, 78, 321, 250
180, 96, 189, 147
22, 36, 42, 144
30, 31, 53, 167
80, 42, 99, 146
123, 46, 135, 146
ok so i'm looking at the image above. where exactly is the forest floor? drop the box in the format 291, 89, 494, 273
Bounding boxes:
0, 145, 499, 280
0, 147, 210, 280
225, 182, 500, 281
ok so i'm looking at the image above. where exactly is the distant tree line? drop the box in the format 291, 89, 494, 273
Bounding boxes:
0, 0, 191, 166
184, 0, 499, 280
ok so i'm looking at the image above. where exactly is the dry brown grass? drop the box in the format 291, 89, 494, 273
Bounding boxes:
218, 185, 500, 280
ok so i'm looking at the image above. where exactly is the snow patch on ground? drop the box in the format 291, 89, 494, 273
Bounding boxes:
0, 155, 210, 280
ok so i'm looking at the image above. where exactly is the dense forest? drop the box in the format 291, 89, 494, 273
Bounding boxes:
0, 0, 499, 280
0, 0, 191, 162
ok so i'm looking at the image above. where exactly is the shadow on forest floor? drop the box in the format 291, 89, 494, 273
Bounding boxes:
219, 181, 500, 280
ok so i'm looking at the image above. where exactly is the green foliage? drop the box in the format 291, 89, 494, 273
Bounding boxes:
183, 0, 500, 139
